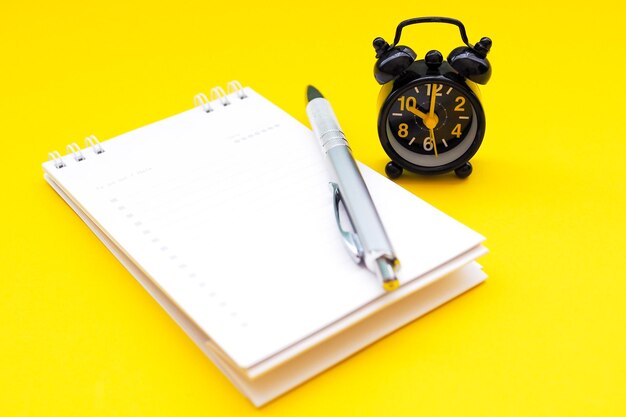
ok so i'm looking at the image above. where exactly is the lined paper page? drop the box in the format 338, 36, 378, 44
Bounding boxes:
43, 88, 484, 368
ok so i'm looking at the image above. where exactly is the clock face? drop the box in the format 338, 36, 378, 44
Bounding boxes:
384, 79, 481, 168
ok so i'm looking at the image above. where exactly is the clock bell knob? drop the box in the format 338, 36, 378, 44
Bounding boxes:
473, 37, 492, 57
373, 37, 417, 85
425, 50, 443, 69
373, 37, 391, 58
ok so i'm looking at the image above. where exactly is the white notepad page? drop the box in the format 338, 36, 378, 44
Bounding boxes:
43, 88, 485, 369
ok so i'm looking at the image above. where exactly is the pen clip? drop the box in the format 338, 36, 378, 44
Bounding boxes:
330, 182, 364, 265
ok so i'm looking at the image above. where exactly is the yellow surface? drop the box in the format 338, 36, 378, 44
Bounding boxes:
1, 1, 625, 415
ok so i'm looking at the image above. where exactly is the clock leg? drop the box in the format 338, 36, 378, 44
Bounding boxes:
454, 162, 473, 178
385, 161, 403, 179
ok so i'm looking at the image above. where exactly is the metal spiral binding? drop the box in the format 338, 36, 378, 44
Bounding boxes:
210, 86, 231, 106
194, 93, 212, 112
85, 135, 105, 154
48, 151, 66, 169
227, 80, 248, 99
66, 143, 86, 162
47, 135, 105, 169
46, 82, 249, 168
194, 80, 247, 112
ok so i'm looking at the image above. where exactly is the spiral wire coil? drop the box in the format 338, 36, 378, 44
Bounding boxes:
47, 82, 247, 169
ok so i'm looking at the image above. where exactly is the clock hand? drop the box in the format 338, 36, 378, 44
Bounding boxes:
429, 128, 438, 158
406, 104, 428, 121
429, 83, 437, 119
427, 84, 439, 158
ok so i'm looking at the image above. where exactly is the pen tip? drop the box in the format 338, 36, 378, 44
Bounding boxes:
306, 85, 324, 102
376, 257, 400, 292
383, 279, 400, 292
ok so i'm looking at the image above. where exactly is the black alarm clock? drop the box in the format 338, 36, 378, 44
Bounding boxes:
373, 17, 492, 179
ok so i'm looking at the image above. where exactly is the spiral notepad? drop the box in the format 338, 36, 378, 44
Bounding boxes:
42, 81, 487, 406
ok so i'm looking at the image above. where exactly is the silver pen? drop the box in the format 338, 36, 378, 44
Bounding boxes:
306, 85, 400, 291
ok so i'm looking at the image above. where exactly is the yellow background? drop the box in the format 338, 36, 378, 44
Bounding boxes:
2, 0, 625, 415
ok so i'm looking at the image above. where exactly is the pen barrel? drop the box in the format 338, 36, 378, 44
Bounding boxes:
326, 146, 396, 265
306, 98, 396, 269
306, 98, 349, 155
